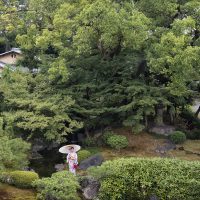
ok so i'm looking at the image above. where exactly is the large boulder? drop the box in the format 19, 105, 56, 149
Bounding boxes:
149, 125, 175, 136
79, 176, 100, 200
79, 154, 104, 170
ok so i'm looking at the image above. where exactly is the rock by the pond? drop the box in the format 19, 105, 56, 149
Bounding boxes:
155, 141, 176, 154
79, 154, 104, 170
22, 166, 35, 172
149, 125, 175, 136
79, 176, 100, 200
55, 163, 65, 171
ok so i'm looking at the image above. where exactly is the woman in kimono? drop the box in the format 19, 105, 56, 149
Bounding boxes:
66, 146, 78, 175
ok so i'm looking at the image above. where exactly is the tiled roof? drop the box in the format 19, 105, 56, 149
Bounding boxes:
0, 48, 22, 56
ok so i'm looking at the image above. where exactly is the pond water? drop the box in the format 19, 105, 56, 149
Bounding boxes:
0, 183, 36, 200
29, 148, 64, 177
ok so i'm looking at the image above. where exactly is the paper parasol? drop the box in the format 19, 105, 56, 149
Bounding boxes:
59, 144, 81, 154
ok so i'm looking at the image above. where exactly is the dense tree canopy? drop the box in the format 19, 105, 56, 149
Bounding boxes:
1, 0, 200, 139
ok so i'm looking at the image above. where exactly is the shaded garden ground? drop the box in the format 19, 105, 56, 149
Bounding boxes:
85, 128, 200, 162
0, 183, 36, 200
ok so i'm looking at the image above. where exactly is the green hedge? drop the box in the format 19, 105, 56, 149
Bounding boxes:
102, 131, 128, 150
88, 158, 200, 200
33, 171, 80, 200
102, 131, 115, 144
78, 150, 92, 163
107, 135, 128, 150
0, 171, 39, 188
169, 131, 186, 144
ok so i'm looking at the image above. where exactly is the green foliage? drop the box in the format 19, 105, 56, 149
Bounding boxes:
136, 0, 178, 26
77, 150, 92, 163
0, 171, 39, 188
106, 135, 128, 150
82, 137, 96, 147
0, 72, 82, 143
0, 135, 31, 170
147, 29, 200, 96
169, 131, 187, 144
88, 157, 200, 200
0, 0, 22, 52
102, 131, 115, 144
2, 0, 200, 138
33, 171, 80, 200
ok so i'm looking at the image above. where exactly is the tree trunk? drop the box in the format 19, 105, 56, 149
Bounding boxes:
85, 127, 90, 138
155, 104, 164, 126
168, 106, 175, 125
144, 114, 148, 129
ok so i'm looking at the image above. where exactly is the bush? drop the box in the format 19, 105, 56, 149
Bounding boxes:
106, 135, 128, 150
102, 131, 115, 144
33, 171, 80, 200
78, 150, 92, 163
82, 137, 96, 147
0, 136, 31, 170
169, 131, 186, 144
88, 158, 200, 200
0, 171, 39, 188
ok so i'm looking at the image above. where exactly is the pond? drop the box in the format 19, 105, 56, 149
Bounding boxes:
29, 148, 64, 177
0, 183, 36, 200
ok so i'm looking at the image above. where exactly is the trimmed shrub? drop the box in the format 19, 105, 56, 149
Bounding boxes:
106, 135, 128, 150
33, 171, 80, 200
169, 131, 186, 144
82, 137, 96, 147
78, 150, 92, 163
0, 171, 39, 188
102, 131, 115, 144
88, 158, 200, 200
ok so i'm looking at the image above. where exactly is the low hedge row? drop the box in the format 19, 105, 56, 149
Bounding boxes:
88, 157, 200, 200
0, 170, 39, 188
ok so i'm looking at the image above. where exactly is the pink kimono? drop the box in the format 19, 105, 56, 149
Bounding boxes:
67, 152, 78, 175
